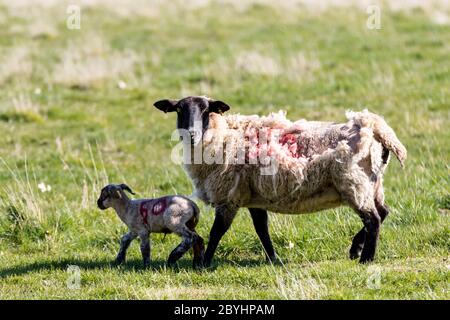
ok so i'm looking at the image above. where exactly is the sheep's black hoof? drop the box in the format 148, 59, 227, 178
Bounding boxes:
112, 258, 125, 266
167, 257, 179, 268
359, 256, 374, 264
266, 255, 282, 265
202, 259, 213, 268
349, 249, 362, 260
142, 260, 151, 269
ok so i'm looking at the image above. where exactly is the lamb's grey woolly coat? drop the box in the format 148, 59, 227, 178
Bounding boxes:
184, 110, 406, 215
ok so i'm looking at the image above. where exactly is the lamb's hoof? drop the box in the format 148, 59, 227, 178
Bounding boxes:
143, 260, 151, 269
193, 259, 204, 270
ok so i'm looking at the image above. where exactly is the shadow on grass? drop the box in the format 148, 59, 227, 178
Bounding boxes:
0, 256, 276, 278
0, 257, 173, 279
199, 256, 282, 272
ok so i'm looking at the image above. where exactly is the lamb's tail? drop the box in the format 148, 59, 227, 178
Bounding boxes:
346, 110, 407, 167
186, 200, 201, 230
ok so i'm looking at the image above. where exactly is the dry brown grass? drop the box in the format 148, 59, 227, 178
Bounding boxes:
52, 34, 141, 88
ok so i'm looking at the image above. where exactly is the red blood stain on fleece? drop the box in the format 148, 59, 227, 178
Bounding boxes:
279, 133, 304, 158
139, 199, 167, 225
245, 127, 306, 161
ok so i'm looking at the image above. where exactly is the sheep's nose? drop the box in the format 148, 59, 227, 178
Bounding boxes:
188, 128, 196, 136
97, 199, 105, 210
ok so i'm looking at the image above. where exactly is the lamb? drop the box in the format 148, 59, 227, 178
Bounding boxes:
96, 183, 204, 268
153, 96, 407, 266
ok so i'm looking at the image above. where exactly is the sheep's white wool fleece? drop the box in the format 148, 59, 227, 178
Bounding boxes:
185, 110, 406, 214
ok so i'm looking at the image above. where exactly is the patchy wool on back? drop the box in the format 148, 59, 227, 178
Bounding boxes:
185, 109, 406, 213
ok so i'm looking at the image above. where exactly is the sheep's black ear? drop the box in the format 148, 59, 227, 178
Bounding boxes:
119, 183, 135, 195
154, 99, 178, 113
209, 100, 230, 114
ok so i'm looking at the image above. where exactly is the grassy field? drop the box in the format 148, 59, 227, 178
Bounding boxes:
0, 1, 448, 299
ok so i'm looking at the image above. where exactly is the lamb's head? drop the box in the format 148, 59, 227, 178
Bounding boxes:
153, 96, 230, 145
97, 184, 135, 210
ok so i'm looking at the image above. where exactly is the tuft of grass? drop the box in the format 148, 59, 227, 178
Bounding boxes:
0, 94, 44, 123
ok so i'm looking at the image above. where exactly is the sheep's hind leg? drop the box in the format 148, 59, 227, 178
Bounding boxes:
249, 208, 276, 262
349, 202, 389, 260
204, 205, 238, 267
358, 210, 381, 264
167, 228, 196, 267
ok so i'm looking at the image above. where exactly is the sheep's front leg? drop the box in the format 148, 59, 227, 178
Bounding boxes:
204, 204, 238, 267
139, 233, 151, 268
249, 208, 276, 262
115, 232, 136, 265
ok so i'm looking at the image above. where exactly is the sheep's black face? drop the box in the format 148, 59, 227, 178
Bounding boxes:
154, 96, 230, 145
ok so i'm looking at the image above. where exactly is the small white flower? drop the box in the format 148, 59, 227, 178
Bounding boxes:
117, 80, 127, 90
287, 241, 294, 249
38, 182, 51, 193
34, 88, 42, 95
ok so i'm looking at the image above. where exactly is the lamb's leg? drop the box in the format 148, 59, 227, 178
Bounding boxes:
167, 228, 196, 266
115, 232, 136, 265
204, 205, 238, 267
192, 233, 205, 268
350, 202, 390, 260
249, 208, 276, 262
139, 233, 151, 268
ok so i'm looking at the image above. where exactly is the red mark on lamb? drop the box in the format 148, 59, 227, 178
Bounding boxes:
139, 199, 167, 225
152, 201, 167, 215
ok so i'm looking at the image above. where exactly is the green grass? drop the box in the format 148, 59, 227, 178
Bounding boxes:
0, 1, 449, 299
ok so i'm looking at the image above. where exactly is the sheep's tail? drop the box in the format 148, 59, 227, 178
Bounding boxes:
346, 110, 407, 167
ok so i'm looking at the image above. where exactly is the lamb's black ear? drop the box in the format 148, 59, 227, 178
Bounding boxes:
154, 99, 178, 113
119, 183, 135, 195
108, 186, 122, 199
209, 100, 230, 114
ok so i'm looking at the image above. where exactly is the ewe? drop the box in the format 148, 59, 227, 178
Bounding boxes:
154, 96, 406, 266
